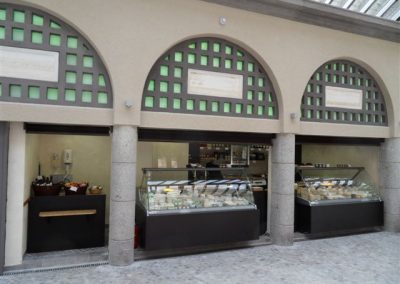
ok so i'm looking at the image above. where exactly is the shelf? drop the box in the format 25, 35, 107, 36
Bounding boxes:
142, 167, 246, 172
147, 204, 257, 216
296, 196, 382, 207
296, 166, 364, 170
39, 209, 97, 218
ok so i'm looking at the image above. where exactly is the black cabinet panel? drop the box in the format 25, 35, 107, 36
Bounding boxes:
295, 198, 383, 234
136, 204, 259, 250
28, 195, 106, 253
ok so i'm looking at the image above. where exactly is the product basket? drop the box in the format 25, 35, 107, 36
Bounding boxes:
32, 184, 62, 196
64, 182, 89, 195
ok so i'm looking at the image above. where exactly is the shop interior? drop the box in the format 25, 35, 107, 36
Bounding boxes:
22, 128, 383, 257
294, 140, 383, 235
135, 140, 271, 251
136, 141, 270, 187
24, 128, 271, 256
24, 132, 111, 254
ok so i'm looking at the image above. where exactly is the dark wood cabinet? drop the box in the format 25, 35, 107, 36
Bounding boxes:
28, 195, 106, 253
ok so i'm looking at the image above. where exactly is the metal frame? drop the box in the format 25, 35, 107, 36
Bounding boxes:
0, 122, 9, 274
301, 60, 388, 126
142, 37, 279, 119
360, 0, 376, 13
0, 4, 113, 108
376, 0, 396, 17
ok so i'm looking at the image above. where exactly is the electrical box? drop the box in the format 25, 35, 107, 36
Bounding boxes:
63, 149, 73, 164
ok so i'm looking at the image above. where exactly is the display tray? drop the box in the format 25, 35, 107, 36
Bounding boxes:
136, 203, 259, 250
295, 197, 383, 234
296, 196, 382, 207
147, 204, 257, 216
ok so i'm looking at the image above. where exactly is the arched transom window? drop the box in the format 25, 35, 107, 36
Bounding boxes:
142, 37, 278, 119
0, 4, 112, 108
301, 60, 387, 126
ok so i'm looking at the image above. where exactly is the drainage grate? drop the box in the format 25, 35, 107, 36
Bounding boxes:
2, 261, 109, 276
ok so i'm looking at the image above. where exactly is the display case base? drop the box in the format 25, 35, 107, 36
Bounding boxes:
136, 204, 260, 250
295, 197, 383, 234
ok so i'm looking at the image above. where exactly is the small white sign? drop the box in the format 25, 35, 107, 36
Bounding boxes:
0, 45, 59, 82
325, 86, 363, 110
170, 159, 178, 168
157, 158, 167, 168
188, 69, 243, 99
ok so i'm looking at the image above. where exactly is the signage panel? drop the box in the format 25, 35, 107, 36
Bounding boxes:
0, 46, 59, 82
188, 69, 243, 99
325, 86, 363, 110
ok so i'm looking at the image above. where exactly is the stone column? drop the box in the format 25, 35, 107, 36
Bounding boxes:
109, 125, 137, 265
270, 133, 295, 245
380, 138, 400, 232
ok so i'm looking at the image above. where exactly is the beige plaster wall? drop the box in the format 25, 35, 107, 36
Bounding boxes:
136, 142, 189, 187
4, 0, 399, 138
302, 144, 380, 189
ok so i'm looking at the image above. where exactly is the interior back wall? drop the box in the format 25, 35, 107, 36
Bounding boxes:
301, 144, 380, 189
34, 134, 111, 223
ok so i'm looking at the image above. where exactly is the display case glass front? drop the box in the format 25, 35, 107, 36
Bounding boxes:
295, 166, 381, 205
139, 168, 256, 215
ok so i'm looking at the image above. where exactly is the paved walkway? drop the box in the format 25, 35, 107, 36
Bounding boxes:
1, 232, 399, 284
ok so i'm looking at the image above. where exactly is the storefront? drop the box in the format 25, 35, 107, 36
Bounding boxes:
0, 0, 400, 273
136, 129, 272, 250
0, 2, 113, 272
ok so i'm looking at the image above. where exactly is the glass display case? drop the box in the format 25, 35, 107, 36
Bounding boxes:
139, 168, 256, 215
294, 165, 383, 234
136, 167, 260, 250
295, 166, 381, 205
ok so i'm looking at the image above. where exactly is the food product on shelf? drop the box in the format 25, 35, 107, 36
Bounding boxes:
65, 182, 88, 188
147, 184, 252, 211
296, 179, 376, 202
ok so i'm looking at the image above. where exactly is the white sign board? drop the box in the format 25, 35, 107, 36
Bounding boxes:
0, 45, 59, 82
325, 86, 363, 110
188, 69, 243, 99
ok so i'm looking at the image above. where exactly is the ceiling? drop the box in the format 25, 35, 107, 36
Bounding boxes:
311, 0, 400, 21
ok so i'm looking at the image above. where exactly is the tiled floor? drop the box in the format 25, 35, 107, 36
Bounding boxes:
1, 232, 399, 284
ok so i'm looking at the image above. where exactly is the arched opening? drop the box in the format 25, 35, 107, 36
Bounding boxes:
295, 59, 387, 238
0, 4, 113, 271
136, 37, 280, 253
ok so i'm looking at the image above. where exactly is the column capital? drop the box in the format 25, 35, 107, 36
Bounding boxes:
381, 137, 400, 163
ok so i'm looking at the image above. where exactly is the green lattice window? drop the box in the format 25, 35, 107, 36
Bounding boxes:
301, 60, 387, 126
142, 37, 278, 119
0, 4, 112, 108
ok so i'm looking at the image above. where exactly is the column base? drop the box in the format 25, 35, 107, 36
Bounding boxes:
271, 224, 294, 246
384, 213, 400, 232
109, 239, 134, 266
